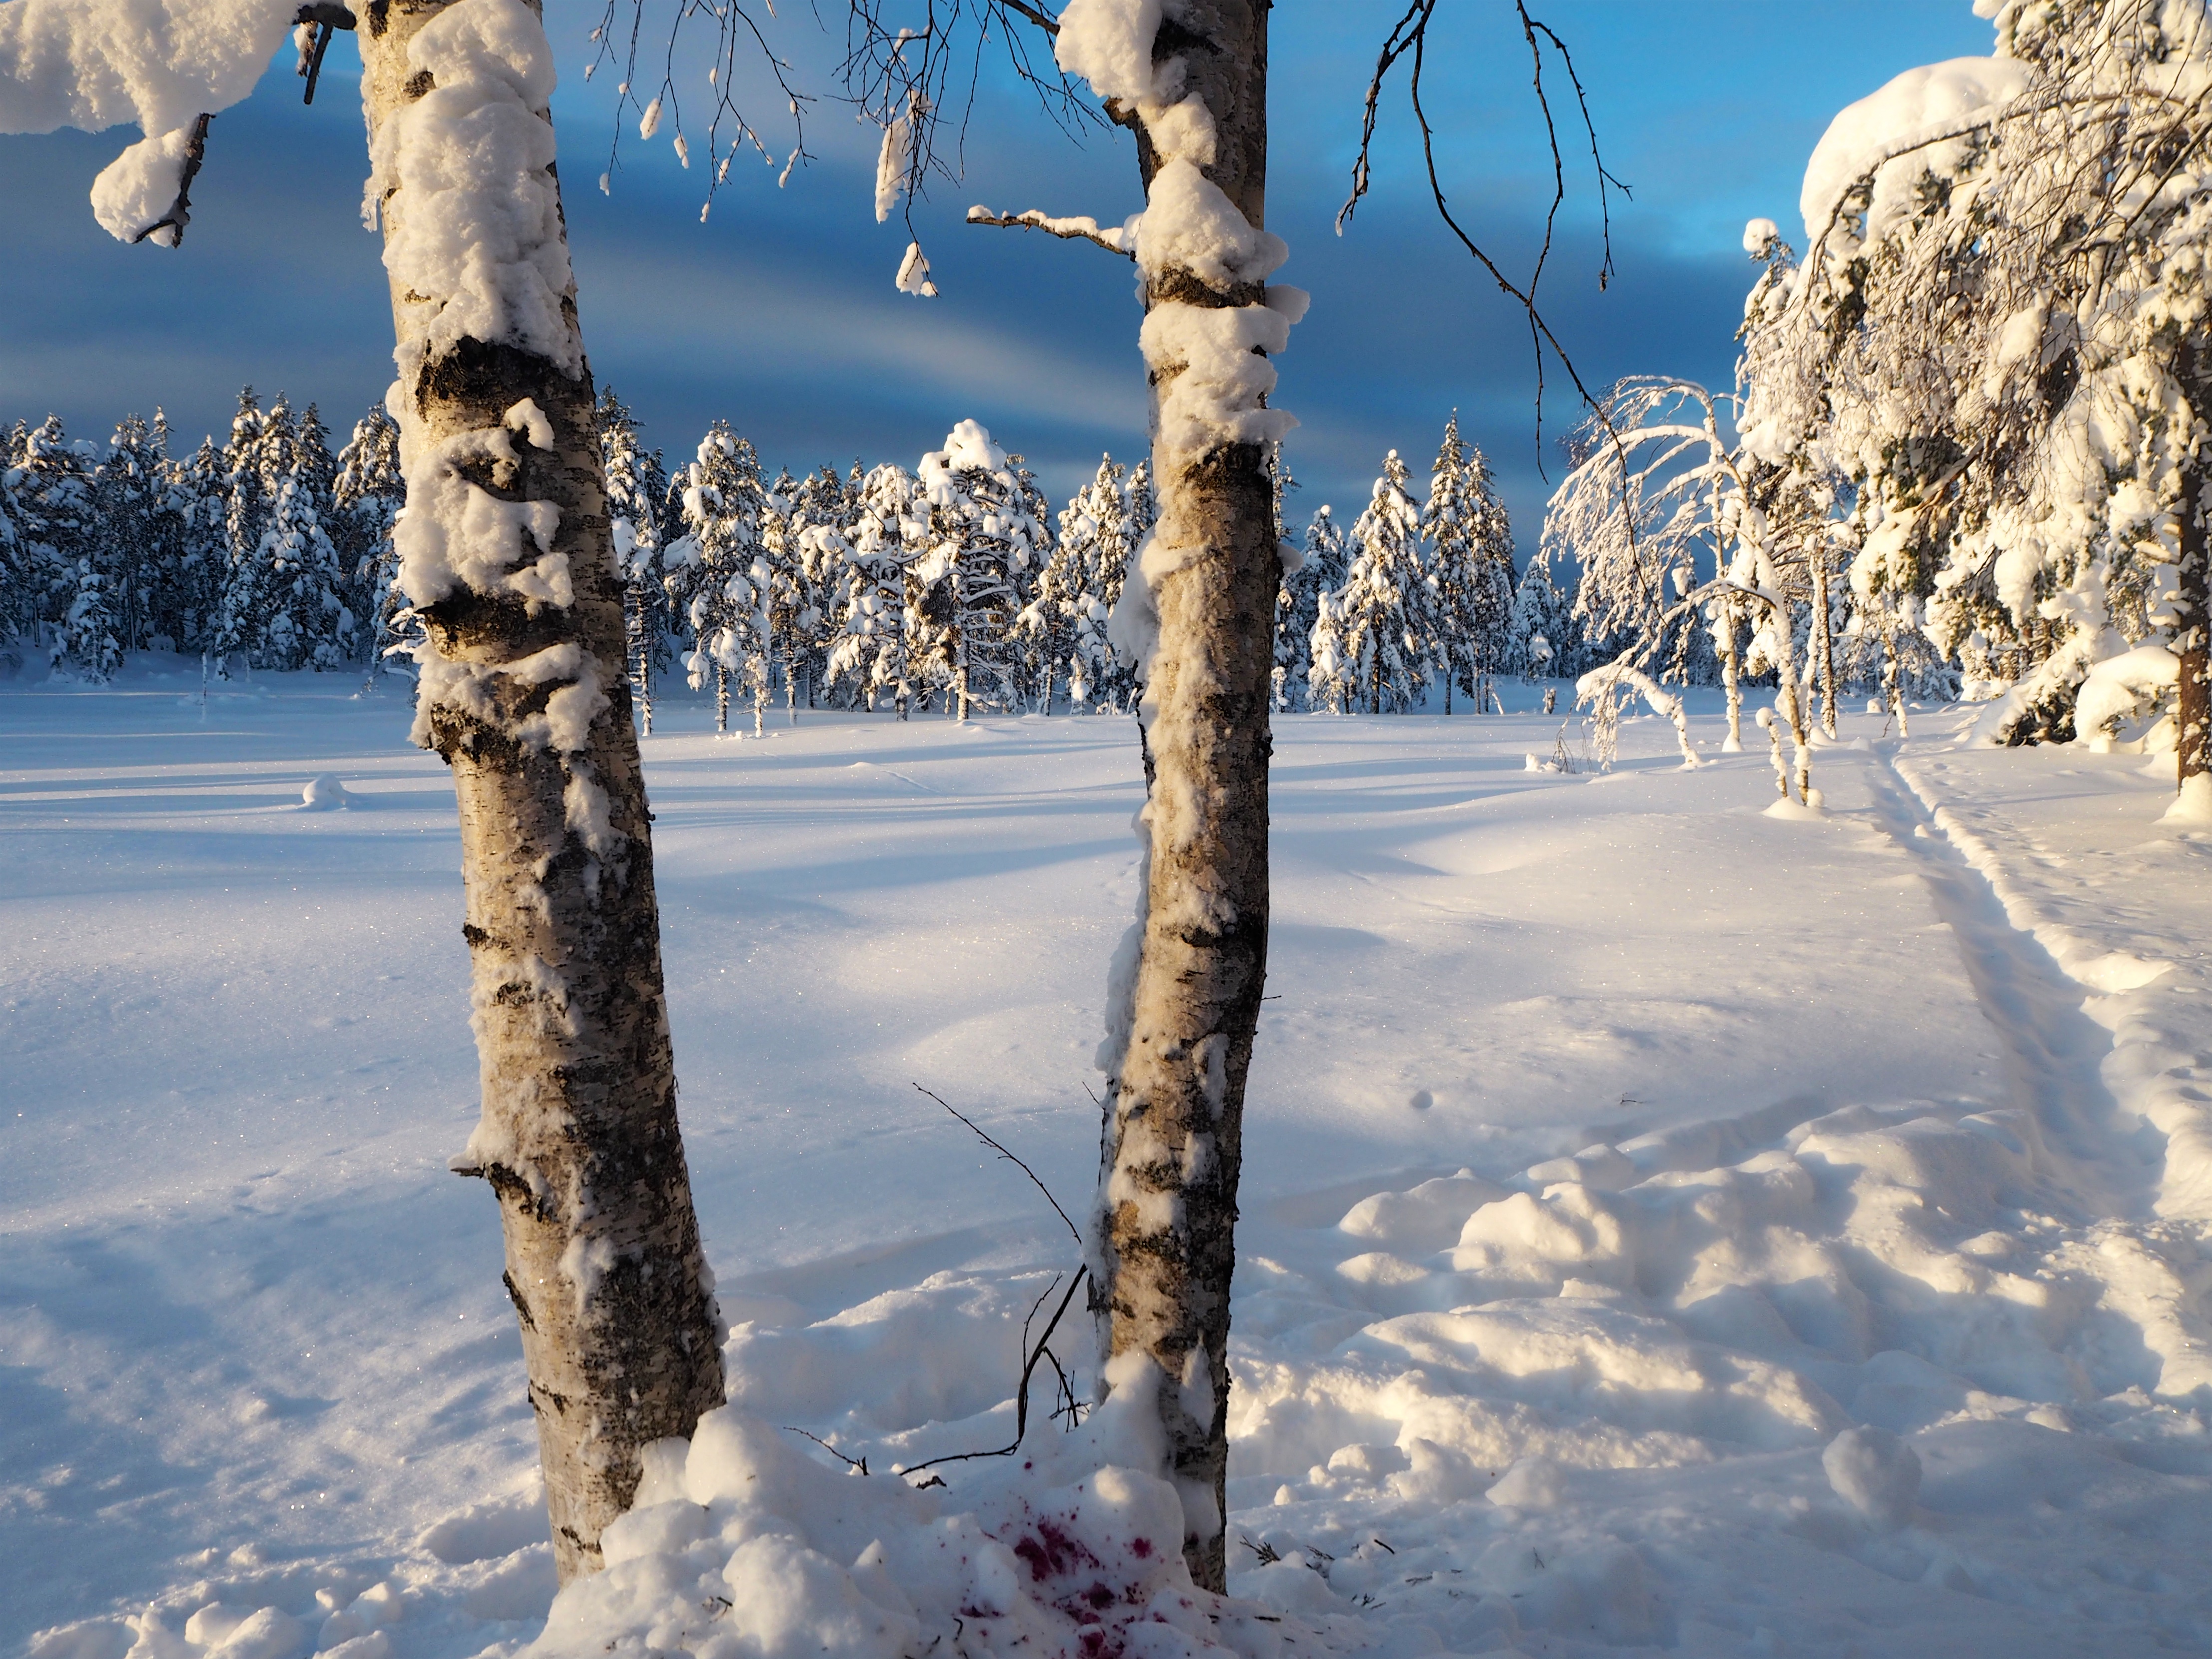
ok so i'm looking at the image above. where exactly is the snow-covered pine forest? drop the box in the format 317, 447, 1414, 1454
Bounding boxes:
0, 399, 1540, 727
9, 1, 2212, 1658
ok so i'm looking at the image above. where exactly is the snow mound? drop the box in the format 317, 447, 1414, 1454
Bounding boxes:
1823, 1425, 1921, 1530
1484, 1454, 1565, 1511
528, 1395, 1341, 1659
299, 774, 350, 811
2164, 772, 2212, 826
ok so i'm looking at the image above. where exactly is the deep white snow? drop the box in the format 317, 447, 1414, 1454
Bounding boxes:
9, 669, 2212, 1658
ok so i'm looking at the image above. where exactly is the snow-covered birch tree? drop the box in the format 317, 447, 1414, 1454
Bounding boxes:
0, 0, 733, 1582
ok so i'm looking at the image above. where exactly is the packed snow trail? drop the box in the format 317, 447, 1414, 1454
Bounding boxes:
1863, 738, 2139, 1213
9, 675, 2212, 1657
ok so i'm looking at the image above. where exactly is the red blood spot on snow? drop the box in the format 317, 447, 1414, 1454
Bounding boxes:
1130, 1537, 1153, 1559
1085, 1582, 1115, 1610
1014, 1519, 1100, 1583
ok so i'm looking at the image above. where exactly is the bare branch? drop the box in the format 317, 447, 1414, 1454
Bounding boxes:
294, 3, 356, 106
914, 1082, 1081, 1243
587, 0, 816, 215
996, 0, 1060, 36
898, 1267, 1088, 1478
1337, 2, 1624, 484
780, 1426, 868, 1474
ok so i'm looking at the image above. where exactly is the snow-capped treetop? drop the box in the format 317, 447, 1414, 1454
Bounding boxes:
919, 419, 1010, 498
1798, 55, 2031, 249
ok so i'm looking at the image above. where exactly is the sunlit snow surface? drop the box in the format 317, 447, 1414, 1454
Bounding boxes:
8, 669, 2212, 1657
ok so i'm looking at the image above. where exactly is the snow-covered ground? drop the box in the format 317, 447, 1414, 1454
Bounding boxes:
8, 667, 2212, 1658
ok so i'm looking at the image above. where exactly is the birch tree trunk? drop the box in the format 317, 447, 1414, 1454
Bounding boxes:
1717, 595, 1744, 751
358, 0, 723, 1586
2176, 350, 2210, 793
2177, 451, 2209, 789
1810, 540, 1837, 738
1083, 0, 1280, 1596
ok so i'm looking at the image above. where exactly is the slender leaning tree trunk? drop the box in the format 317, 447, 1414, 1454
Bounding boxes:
359, 0, 722, 1585
2178, 454, 2209, 789
1081, 0, 1279, 1596
1717, 594, 1744, 751
2176, 349, 2211, 793
1810, 540, 1837, 738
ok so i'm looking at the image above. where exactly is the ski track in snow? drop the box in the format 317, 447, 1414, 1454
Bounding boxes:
10, 673, 2212, 1658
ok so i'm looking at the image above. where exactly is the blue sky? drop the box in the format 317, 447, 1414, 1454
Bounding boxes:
0, 2, 1992, 550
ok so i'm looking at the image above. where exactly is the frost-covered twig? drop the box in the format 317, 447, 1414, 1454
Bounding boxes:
585, 0, 815, 213
965, 203, 1134, 258
1576, 658, 1699, 770
837, 0, 1102, 290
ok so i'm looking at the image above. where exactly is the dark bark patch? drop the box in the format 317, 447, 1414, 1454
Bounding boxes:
420, 335, 564, 425
503, 1269, 537, 1329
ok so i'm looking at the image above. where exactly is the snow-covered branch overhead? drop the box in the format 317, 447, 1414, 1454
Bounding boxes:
0, 0, 298, 245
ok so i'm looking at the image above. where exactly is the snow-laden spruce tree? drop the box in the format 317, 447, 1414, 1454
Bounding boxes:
248, 473, 356, 670
0, 439, 21, 664
598, 388, 673, 736
92, 412, 175, 654
1424, 412, 1515, 713
334, 404, 409, 681
0, 0, 732, 1579
60, 558, 122, 680
1328, 450, 1440, 714
614, 403, 677, 729
671, 420, 766, 734
913, 419, 1046, 720
826, 461, 924, 716
210, 399, 345, 674
1274, 502, 1345, 712
772, 465, 841, 719
1506, 552, 1571, 681
11, 416, 99, 674
212, 388, 273, 672
169, 435, 232, 663
1038, 455, 1138, 713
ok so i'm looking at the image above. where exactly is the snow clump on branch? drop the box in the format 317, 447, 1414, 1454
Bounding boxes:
1798, 55, 2031, 249
0, 0, 297, 243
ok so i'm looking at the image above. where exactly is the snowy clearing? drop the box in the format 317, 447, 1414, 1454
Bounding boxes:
8, 672, 2212, 1658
